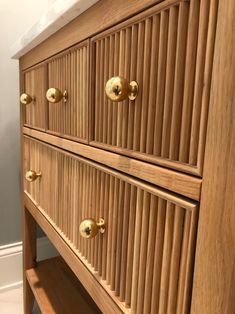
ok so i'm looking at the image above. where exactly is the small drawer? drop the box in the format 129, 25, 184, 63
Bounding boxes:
47, 40, 89, 142
90, 0, 213, 176
21, 64, 47, 130
24, 136, 198, 314
23, 136, 58, 216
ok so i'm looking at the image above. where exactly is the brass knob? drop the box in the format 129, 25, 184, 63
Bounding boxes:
46, 88, 68, 103
20, 93, 34, 105
79, 218, 105, 239
105, 76, 138, 102
25, 170, 41, 182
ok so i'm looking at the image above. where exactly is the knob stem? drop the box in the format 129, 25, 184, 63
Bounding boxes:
129, 81, 139, 100
96, 218, 105, 234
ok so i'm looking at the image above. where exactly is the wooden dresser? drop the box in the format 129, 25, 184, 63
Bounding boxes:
17, 0, 235, 313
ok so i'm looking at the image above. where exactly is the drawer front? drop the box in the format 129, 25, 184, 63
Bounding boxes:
23, 64, 47, 129
24, 137, 58, 215
47, 41, 89, 142
24, 137, 198, 314
90, 0, 215, 175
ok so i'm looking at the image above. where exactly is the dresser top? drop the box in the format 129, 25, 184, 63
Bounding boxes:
10, 0, 99, 59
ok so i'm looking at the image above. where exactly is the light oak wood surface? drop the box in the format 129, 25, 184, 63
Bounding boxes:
191, 0, 235, 312
23, 136, 199, 313
20, 0, 170, 70
19, 0, 235, 313
23, 128, 202, 201
20, 58, 37, 314
23, 209, 37, 314
90, 0, 217, 176
23, 64, 47, 130
20, 0, 218, 177
26, 257, 101, 314
47, 41, 89, 141
23, 143, 198, 314
24, 194, 125, 314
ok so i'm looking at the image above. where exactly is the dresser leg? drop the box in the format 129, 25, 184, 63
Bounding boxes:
24, 280, 35, 314
23, 207, 37, 314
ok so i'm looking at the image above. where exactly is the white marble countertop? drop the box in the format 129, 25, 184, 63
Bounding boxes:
11, 0, 99, 59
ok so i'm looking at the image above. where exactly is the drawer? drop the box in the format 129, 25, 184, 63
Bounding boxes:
24, 136, 198, 314
23, 136, 58, 216
90, 0, 213, 175
21, 64, 47, 130
47, 40, 89, 142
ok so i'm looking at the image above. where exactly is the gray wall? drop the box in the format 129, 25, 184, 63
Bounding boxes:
0, 0, 54, 246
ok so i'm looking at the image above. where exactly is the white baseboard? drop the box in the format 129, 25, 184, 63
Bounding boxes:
0, 237, 58, 292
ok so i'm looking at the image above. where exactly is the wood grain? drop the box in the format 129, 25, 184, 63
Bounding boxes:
191, 0, 235, 313
23, 137, 198, 313
90, 0, 215, 176
24, 194, 124, 314
47, 41, 89, 142
23, 208, 37, 314
23, 64, 47, 130
20, 59, 37, 314
23, 129, 202, 201
19, 0, 226, 313
20, 0, 217, 177
26, 257, 101, 314
20, 0, 169, 70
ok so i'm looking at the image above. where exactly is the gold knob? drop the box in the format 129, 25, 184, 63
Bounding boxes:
25, 170, 41, 182
20, 93, 34, 105
46, 88, 68, 103
79, 218, 105, 239
105, 76, 138, 102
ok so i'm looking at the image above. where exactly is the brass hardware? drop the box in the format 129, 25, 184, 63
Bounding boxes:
46, 88, 68, 103
25, 170, 41, 182
79, 218, 105, 239
105, 76, 138, 102
20, 93, 34, 105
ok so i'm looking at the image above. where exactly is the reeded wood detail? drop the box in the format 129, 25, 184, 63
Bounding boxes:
23, 137, 39, 202
47, 42, 89, 142
91, 0, 217, 175
23, 64, 47, 129
24, 137, 198, 314
24, 137, 58, 218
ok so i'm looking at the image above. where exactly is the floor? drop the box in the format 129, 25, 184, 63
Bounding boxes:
0, 286, 41, 314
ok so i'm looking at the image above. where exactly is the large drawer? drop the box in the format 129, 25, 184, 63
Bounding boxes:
24, 136, 198, 314
90, 0, 215, 176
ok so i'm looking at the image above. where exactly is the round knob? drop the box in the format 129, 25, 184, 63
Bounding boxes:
46, 88, 68, 103
79, 218, 105, 239
20, 93, 34, 105
105, 76, 138, 102
25, 170, 41, 182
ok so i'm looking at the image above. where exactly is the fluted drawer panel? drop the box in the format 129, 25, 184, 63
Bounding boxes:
23, 64, 47, 129
91, 0, 217, 175
47, 41, 89, 142
66, 166, 198, 314
23, 137, 58, 218
24, 137, 40, 202
24, 137, 198, 314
